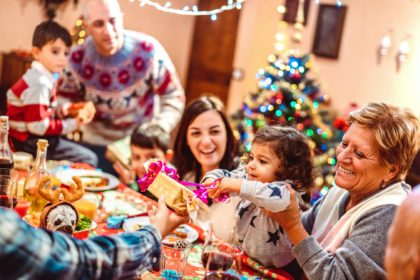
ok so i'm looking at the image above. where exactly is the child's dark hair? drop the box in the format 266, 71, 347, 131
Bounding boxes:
252, 125, 315, 191
130, 122, 170, 152
32, 20, 72, 48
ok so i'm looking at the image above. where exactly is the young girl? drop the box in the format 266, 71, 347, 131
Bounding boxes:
204, 125, 314, 269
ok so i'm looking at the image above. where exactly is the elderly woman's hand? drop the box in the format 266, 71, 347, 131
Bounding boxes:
262, 185, 308, 245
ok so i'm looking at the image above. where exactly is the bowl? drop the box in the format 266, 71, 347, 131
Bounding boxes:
73, 221, 97, 239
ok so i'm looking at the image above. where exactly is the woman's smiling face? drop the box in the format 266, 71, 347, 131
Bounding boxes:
186, 110, 227, 174
334, 123, 394, 200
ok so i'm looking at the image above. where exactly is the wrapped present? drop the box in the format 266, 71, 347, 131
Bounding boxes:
138, 160, 210, 217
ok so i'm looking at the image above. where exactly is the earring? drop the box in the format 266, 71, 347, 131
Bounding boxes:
377, 29, 392, 64
396, 35, 411, 72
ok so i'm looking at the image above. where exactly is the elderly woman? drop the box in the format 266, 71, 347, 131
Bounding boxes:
266, 102, 419, 279
385, 190, 420, 280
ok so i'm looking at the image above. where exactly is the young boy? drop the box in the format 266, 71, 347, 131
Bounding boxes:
113, 122, 173, 196
6, 20, 97, 166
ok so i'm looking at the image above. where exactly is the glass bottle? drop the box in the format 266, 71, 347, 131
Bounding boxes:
24, 139, 49, 221
0, 116, 14, 175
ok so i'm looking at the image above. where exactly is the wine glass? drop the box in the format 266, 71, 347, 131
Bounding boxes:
201, 224, 242, 280
0, 169, 18, 209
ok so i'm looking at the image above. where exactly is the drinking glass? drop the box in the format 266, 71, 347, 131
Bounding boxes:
201, 224, 243, 280
160, 240, 191, 280
0, 169, 18, 209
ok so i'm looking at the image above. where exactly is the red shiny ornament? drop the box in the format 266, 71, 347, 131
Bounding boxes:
303, 119, 312, 127
333, 117, 349, 131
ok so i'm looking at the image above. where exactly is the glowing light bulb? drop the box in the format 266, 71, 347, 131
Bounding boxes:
277, 5, 286, 14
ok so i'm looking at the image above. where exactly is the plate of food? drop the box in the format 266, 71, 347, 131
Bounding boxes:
123, 216, 151, 232
52, 167, 119, 191
123, 217, 199, 245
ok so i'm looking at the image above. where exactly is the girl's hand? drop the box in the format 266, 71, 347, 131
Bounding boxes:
203, 178, 242, 199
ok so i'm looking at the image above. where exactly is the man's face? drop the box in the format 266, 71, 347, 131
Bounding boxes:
85, 0, 124, 56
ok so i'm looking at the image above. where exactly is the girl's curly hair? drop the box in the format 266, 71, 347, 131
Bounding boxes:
251, 125, 315, 191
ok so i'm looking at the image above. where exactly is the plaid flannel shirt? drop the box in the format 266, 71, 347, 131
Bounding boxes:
0, 207, 161, 280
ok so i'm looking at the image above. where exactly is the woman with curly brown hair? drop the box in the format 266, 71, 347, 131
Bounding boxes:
203, 125, 315, 271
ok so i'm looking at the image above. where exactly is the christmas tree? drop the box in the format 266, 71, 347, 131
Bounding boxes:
232, 53, 345, 203
70, 16, 87, 46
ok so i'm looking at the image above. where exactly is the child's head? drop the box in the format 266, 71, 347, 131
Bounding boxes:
32, 20, 72, 74
246, 125, 314, 191
130, 122, 173, 178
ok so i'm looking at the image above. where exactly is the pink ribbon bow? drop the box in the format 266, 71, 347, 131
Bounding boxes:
137, 160, 229, 204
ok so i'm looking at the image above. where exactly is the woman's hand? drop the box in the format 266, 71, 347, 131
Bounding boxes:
262, 185, 308, 245
148, 196, 190, 238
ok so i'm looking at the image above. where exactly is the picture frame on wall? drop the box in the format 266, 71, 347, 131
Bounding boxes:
312, 4, 347, 59
283, 0, 311, 25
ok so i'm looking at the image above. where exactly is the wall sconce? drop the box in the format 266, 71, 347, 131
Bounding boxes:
377, 29, 392, 64
396, 36, 411, 72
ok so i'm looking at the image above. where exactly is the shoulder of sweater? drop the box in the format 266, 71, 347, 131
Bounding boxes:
23, 66, 53, 89
355, 204, 397, 226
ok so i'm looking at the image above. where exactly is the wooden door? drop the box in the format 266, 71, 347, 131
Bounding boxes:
185, 0, 242, 105
0, 52, 33, 114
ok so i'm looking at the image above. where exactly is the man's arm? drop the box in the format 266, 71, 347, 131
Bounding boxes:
151, 38, 185, 133
0, 207, 159, 279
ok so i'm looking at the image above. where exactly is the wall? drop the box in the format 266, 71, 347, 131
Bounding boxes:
1, 0, 420, 116
0, 0, 194, 85
228, 0, 420, 115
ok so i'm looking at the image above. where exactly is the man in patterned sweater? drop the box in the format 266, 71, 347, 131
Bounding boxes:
7, 21, 98, 166
57, 0, 185, 172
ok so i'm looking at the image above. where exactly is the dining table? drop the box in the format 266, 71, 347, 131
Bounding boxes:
85, 183, 294, 280
15, 162, 293, 280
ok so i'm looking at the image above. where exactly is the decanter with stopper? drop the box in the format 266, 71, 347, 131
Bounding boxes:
24, 139, 49, 224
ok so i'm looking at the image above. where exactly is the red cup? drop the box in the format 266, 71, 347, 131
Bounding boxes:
14, 198, 29, 218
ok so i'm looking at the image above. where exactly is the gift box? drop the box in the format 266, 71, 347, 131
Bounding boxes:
138, 161, 209, 217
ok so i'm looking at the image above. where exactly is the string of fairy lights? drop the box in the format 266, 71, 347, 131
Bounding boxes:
72, 0, 346, 44
130, 0, 245, 21
130, 0, 345, 21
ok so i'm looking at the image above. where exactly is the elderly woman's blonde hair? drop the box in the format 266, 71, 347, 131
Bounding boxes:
348, 102, 419, 180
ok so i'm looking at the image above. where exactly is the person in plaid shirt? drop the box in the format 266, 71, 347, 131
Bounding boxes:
0, 197, 188, 279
